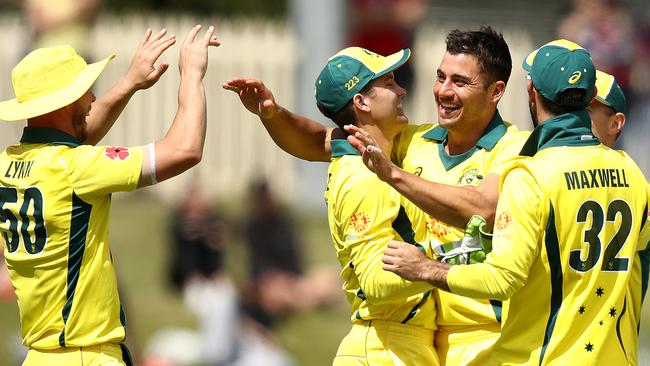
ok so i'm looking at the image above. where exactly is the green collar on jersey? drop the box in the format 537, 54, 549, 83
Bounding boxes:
331, 138, 361, 158
421, 110, 507, 170
519, 110, 598, 157
20, 127, 81, 147
421, 109, 507, 150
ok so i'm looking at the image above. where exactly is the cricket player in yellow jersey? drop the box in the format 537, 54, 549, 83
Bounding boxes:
226, 27, 531, 365
381, 41, 649, 365
387, 115, 526, 365
345, 27, 530, 365
589, 68, 650, 364
0, 25, 220, 365
227, 47, 440, 365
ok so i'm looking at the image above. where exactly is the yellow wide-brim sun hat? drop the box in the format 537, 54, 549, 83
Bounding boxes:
0, 45, 115, 121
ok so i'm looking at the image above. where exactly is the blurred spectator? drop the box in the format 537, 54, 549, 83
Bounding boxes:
557, 0, 633, 90
346, 0, 428, 93
24, 0, 101, 59
243, 179, 304, 328
169, 185, 230, 291
242, 179, 340, 329
168, 185, 240, 365
140, 184, 296, 366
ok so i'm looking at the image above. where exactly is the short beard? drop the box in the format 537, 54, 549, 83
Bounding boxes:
72, 112, 87, 143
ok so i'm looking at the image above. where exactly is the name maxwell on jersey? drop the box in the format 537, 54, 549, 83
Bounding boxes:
564, 168, 630, 190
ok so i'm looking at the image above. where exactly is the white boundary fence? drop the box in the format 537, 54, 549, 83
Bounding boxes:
0, 14, 299, 202
0, 14, 536, 203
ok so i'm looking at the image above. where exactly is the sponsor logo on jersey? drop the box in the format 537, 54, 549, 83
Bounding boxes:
457, 168, 484, 185
105, 147, 130, 160
495, 211, 512, 231
350, 212, 370, 233
427, 216, 451, 239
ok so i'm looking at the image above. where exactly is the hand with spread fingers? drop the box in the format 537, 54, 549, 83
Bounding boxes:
222, 78, 279, 119
85, 28, 178, 145
179, 25, 221, 80
124, 28, 177, 90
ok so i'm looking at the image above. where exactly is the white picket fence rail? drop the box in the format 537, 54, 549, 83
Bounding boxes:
0, 13, 536, 203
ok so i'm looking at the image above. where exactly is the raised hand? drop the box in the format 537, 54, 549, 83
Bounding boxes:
179, 25, 221, 80
124, 29, 177, 90
345, 124, 395, 181
222, 78, 278, 119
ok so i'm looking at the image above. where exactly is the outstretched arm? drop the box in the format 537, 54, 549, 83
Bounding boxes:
223, 78, 335, 162
85, 29, 176, 145
138, 25, 220, 186
346, 125, 499, 229
384, 167, 542, 301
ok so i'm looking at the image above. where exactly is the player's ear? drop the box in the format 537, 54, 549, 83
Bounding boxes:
612, 112, 626, 135
527, 79, 535, 103
490, 80, 506, 103
352, 93, 370, 112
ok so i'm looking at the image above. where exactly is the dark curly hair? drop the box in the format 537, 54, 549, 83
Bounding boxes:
445, 26, 512, 86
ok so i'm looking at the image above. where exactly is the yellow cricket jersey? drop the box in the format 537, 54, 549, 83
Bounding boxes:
623, 182, 650, 364
447, 111, 649, 365
325, 139, 436, 330
392, 110, 529, 331
0, 127, 142, 350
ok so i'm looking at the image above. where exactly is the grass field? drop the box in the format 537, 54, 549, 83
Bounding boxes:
0, 191, 350, 366
1, 191, 649, 365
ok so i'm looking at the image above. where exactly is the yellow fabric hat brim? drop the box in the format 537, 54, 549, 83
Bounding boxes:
0, 54, 115, 122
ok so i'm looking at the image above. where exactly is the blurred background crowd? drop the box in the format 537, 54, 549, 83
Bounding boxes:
0, 0, 649, 365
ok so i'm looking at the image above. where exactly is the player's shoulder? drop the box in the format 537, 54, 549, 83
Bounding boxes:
500, 156, 537, 181
332, 156, 392, 196
399, 122, 437, 140
330, 156, 375, 184
501, 121, 531, 141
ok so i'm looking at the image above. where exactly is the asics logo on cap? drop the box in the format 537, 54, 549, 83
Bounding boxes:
568, 71, 582, 84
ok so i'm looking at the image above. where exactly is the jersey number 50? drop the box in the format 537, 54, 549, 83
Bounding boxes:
569, 199, 632, 272
0, 187, 47, 254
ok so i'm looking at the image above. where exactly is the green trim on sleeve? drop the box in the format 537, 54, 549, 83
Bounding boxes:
401, 290, 431, 324
615, 297, 629, 359
539, 203, 563, 365
391, 206, 416, 245
59, 192, 92, 347
489, 300, 502, 322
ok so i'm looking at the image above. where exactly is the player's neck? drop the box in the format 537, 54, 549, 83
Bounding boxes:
357, 123, 395, 158
28, 109, 77, 140
445, 127, 484, 155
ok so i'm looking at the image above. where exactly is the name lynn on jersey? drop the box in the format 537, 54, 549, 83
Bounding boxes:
4, 161, 34, 179
564, 168, 630, 191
